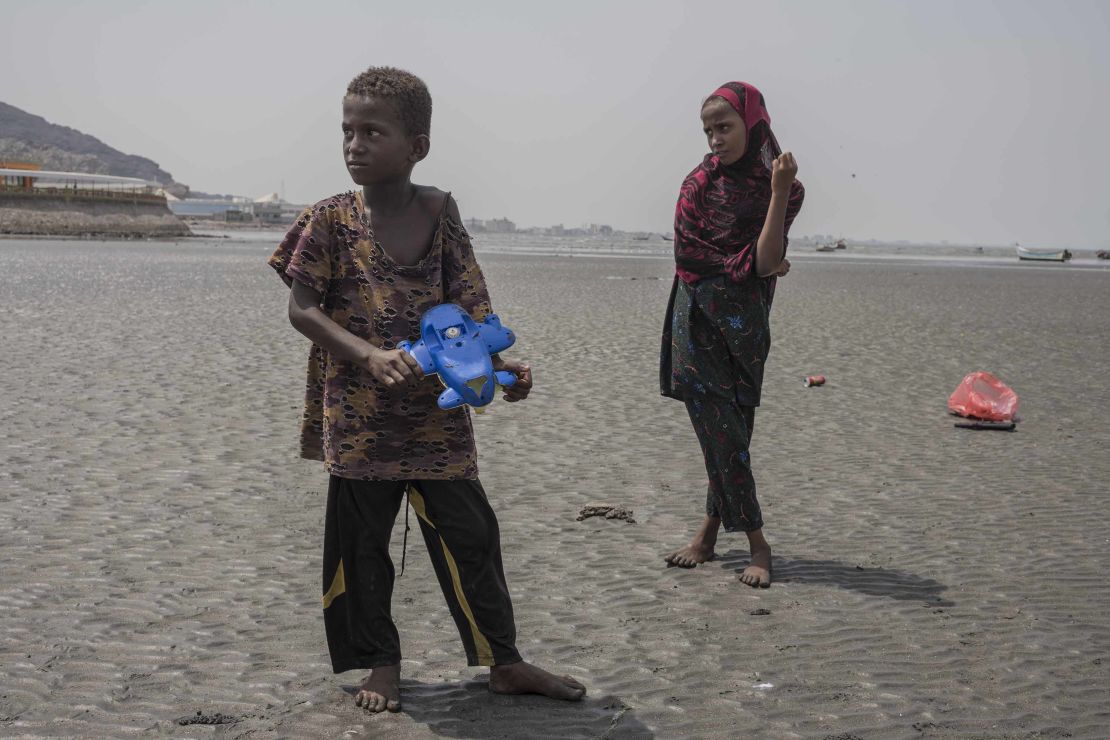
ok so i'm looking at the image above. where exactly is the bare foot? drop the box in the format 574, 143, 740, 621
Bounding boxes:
739, 529, 772, 588
665, 515, 721, 568
355, 664, 401, 713
665, 541, 715, 568
489, 661, 586, 701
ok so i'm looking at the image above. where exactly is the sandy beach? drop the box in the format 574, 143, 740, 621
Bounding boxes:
1, 236, 1108, 738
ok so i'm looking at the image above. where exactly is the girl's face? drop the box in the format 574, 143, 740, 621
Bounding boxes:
341, 95, 427, 186
701, 98, 747, 166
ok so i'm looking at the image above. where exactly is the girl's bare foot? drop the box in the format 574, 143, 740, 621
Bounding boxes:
665, 515, 721, 568
489, 661, 586, 701
355, 663, 401, 713
739, 529, 772, 588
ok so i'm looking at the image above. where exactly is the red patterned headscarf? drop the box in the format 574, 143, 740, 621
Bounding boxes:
673, 81, 804, 284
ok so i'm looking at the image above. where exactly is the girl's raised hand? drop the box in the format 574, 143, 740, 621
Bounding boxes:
771, 152, 798, 194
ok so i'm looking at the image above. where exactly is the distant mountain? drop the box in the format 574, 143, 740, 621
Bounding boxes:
0, 101, 185, 192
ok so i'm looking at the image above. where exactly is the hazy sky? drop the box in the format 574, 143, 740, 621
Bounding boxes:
3, 0, 1108, 247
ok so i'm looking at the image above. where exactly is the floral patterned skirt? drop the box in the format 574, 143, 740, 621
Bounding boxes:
660, 275, 768, 532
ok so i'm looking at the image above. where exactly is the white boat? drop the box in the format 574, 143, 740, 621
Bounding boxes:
1016, 246, 1072, 262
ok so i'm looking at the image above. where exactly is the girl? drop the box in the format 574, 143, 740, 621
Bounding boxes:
661, 81, 804, 587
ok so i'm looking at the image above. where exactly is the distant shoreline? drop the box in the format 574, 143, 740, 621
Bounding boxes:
2, 232, 1108, 273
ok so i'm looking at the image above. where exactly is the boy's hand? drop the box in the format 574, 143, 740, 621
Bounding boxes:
493, 357, 532, 402
771, 257, 791, 277
771, 152, 797, 195
365, 346, 423, 388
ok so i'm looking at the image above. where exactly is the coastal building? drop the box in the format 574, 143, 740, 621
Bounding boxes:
0, 163, 165, 203
251, 192, 298, 225
485, 217, 515, 233
167, 192, 303, 225
165, 197, 250, 219
0, 161, 39, 189
463, 217, 516, 234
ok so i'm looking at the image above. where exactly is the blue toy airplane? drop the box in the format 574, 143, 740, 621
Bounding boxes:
398, 304, 517, 410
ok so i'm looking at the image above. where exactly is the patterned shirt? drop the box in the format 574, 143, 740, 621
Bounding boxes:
268, 190, 492, 480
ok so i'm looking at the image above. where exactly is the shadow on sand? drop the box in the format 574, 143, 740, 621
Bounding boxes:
342, 676, 654, 739
717, 551, 955, 607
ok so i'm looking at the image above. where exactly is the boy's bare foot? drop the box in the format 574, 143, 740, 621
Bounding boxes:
664, 514, 721, 568
355, 663, 401, 713
664, 540, 715, 567
489, 661, 586, 701
739, 529, 772, 588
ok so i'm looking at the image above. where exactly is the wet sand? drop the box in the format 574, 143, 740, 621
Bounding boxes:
1, 238, 1108, 738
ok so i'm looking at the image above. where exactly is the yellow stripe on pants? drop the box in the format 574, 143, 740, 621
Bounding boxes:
322, 559, 346, 610
407, 487, 495, 666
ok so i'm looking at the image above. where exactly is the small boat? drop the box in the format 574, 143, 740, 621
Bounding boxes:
815, 243, 837, 252
1096, 250, 1109, 260
659, 233, 673, 241
1016, 246, 1072, 262
834, 238, 847, 249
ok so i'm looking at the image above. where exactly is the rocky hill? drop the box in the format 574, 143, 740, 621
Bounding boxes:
0, 101, 185, 191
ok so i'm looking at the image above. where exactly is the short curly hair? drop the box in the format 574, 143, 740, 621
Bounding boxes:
346, 66, 432, 137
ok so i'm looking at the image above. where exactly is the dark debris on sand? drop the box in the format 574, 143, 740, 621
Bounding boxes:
576, 505, 637, 523
176, 710, 239, 726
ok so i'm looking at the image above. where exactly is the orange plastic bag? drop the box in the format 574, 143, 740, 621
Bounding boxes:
947, 371, 1019, 422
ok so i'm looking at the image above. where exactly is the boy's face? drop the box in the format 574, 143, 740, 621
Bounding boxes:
701, 98, 747, 166
342, 96, 428, 186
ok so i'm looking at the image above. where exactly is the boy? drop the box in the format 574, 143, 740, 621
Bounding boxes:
268, 66, 585, 713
